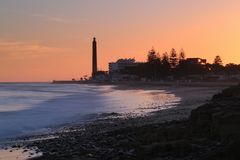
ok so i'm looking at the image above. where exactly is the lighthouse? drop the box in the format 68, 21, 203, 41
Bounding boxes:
92, 37, 97, 78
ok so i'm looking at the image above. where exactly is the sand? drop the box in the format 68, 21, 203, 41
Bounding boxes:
0, 148, 42, 160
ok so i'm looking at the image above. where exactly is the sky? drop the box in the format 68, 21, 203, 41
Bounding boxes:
0, 0, 240, 82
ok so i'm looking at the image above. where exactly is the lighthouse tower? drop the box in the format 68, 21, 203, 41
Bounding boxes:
92, 37, 97, 78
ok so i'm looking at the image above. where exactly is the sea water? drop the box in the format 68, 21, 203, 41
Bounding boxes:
0, 83, 181, 140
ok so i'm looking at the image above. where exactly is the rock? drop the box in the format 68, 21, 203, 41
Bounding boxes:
190, 98, 240, 143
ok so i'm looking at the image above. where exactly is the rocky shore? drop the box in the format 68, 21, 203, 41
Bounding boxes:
2, 85, 239, 160
15, 84, 238, 160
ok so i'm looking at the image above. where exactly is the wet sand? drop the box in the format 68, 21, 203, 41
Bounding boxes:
0, 148, 42, 160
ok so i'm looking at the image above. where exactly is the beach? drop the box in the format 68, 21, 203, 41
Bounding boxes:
26, 83, 240, 160
0, 83, 230, 160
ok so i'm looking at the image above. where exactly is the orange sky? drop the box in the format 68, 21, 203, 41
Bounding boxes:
0, 0, 240, 82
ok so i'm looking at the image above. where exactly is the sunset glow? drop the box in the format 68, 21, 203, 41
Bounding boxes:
0, 0, 240, 82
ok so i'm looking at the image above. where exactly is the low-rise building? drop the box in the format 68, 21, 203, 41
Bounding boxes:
92, 71, 109, 81
109, 59, 139, 73
109, 58, 141, 81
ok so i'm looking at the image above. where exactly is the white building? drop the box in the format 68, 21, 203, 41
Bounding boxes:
109, 58, 138, 73
109, 58, 141, 81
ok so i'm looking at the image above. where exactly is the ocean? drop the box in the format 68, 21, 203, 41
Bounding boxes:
0, 83, 181, 140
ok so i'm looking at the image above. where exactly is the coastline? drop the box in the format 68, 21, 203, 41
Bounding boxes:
52, 80, 239, 88
0, 83, 234, 160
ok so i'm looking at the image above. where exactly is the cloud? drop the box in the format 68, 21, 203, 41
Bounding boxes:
31, 13, 88, 24
31, 14, 68, 23
0, 40, 69, 59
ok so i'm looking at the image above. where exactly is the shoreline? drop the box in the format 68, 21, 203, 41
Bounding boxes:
0, 83, 233, 160
52, 80, 239, 87
28, 84, 240, 160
